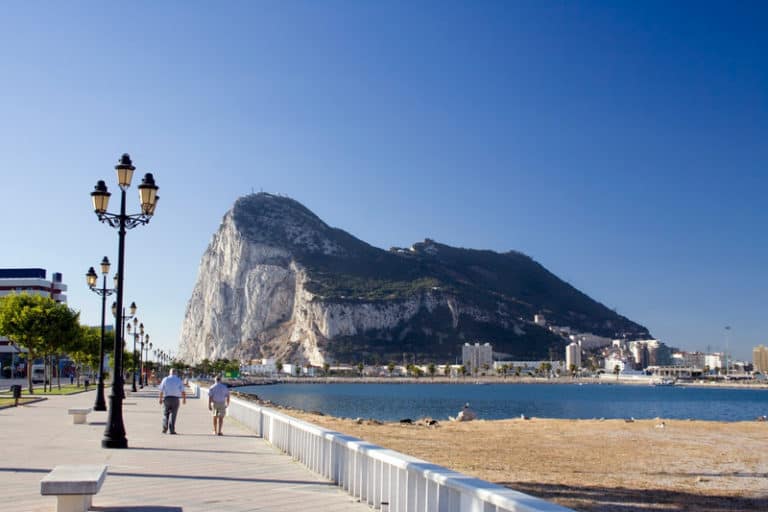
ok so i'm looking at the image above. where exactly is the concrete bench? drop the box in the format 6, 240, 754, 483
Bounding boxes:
67, 408, 92, 424
40, 464, 108, 512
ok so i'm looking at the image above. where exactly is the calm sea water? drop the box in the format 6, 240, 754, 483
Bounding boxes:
237, 382, 768, 422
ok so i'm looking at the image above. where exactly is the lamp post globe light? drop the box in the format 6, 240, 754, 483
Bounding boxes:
85, 257, 117, 411
91, 153, 159, 449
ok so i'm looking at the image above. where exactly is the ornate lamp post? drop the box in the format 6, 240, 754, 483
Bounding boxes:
139, 333, 152, 388
91, 153, 159, 449
127, 319, 141, 392
140, 335, 151, 387
85, 258, 117, 411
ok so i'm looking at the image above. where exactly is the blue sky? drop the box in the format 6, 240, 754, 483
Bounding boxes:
0, 1, 765, 361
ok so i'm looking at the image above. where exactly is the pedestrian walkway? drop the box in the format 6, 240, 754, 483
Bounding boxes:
0, 385, 372, 511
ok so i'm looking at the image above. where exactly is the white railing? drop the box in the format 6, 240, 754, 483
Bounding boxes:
200, 386, 573, 512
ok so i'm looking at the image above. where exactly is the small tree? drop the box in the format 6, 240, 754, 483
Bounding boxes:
357, 362, 364, 377
387, 361, 396, 377
427, 363, 436, 380
459, 365, 468, 379
276, 361, 283, 375
0, 294, 73, 394
295, 364, 302, 377
323, 362, 330, 377
69, 326, 102, 385
38, 302, 80, 390
443, 364, 452, 378
613, 364, 621, 381
569, 364, 578, 378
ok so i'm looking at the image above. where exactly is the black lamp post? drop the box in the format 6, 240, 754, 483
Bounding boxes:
127, 319, 141, 392
114, 300, 137, 396
140, 335, 151, 387
91, 153, 159, 449
137, 325, 145, 388
85, 258, 117, 411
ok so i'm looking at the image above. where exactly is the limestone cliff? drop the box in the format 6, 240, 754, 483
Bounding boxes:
178, 193, 649, 365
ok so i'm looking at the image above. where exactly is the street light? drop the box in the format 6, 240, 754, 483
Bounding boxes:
137, 324, 145, 388
141, 334, 151, 387
91, 153, 159, 449
113, 300, 136, 394
127, 318, 141, 392
85, 257, 116, 411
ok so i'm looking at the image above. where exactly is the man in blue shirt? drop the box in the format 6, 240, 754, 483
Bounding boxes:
158, 368, 186, 434
208, 375, 231, 435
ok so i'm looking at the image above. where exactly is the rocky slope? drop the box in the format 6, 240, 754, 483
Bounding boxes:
178, 193, 649, 365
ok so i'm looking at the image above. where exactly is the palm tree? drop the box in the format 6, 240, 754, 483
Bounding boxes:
276, 361, 283, 375
569, 364, 578, 379
613, 364, 621, 381
387, 361, 396, 377
427, 363, 436, 380
357, 362, 364, 377
459, 365, 468, 379
443, 364, 452, 378
323, 362, 330, 377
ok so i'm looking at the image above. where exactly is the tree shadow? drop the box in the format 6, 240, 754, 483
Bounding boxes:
501, 481, 767, 512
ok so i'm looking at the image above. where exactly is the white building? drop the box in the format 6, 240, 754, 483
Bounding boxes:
0, 268, 68, 374
534, 314, 546, 326
0, 268, 67, 303
566, 342, 581, 369
705, 353, 725, 371
570, 333, 612, 350
671, 351, 706, 368
604, 354, 627, 373
462, 342, 493, 374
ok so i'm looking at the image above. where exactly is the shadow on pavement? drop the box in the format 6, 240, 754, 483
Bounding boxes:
0, 467, 50, 474
111, 470, 335, 486
92, 507, 183, 511
130, 447, 257, 456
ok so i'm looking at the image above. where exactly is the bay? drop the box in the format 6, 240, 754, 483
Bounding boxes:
237, 382, 768, 422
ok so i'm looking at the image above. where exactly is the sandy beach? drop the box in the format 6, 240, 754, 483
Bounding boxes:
267, 404, 768, 511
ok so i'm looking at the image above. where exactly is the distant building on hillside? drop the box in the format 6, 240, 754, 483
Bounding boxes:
753, 345, 768, 373
570, 333, 612, 350
534, 314, 546, 326
462, 342, 492, 375
566, 342, 581, 369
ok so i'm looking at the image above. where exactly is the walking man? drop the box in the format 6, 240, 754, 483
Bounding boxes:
208, 375, 230, 435
158, 368, 186, 434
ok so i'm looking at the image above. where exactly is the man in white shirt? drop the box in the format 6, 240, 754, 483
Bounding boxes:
208, 375, 231, 436
158, 368, 186, 434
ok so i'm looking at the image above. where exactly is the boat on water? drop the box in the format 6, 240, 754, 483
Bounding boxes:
651, 377, 676, 386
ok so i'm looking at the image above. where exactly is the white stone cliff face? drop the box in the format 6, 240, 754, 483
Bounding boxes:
178, 211, 470, 366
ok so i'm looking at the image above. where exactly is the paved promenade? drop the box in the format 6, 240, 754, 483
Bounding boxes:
0, 385, 372, 512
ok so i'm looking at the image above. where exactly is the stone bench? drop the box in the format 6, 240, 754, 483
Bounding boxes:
67, 408, 92, 424
40, 464, 108, 512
